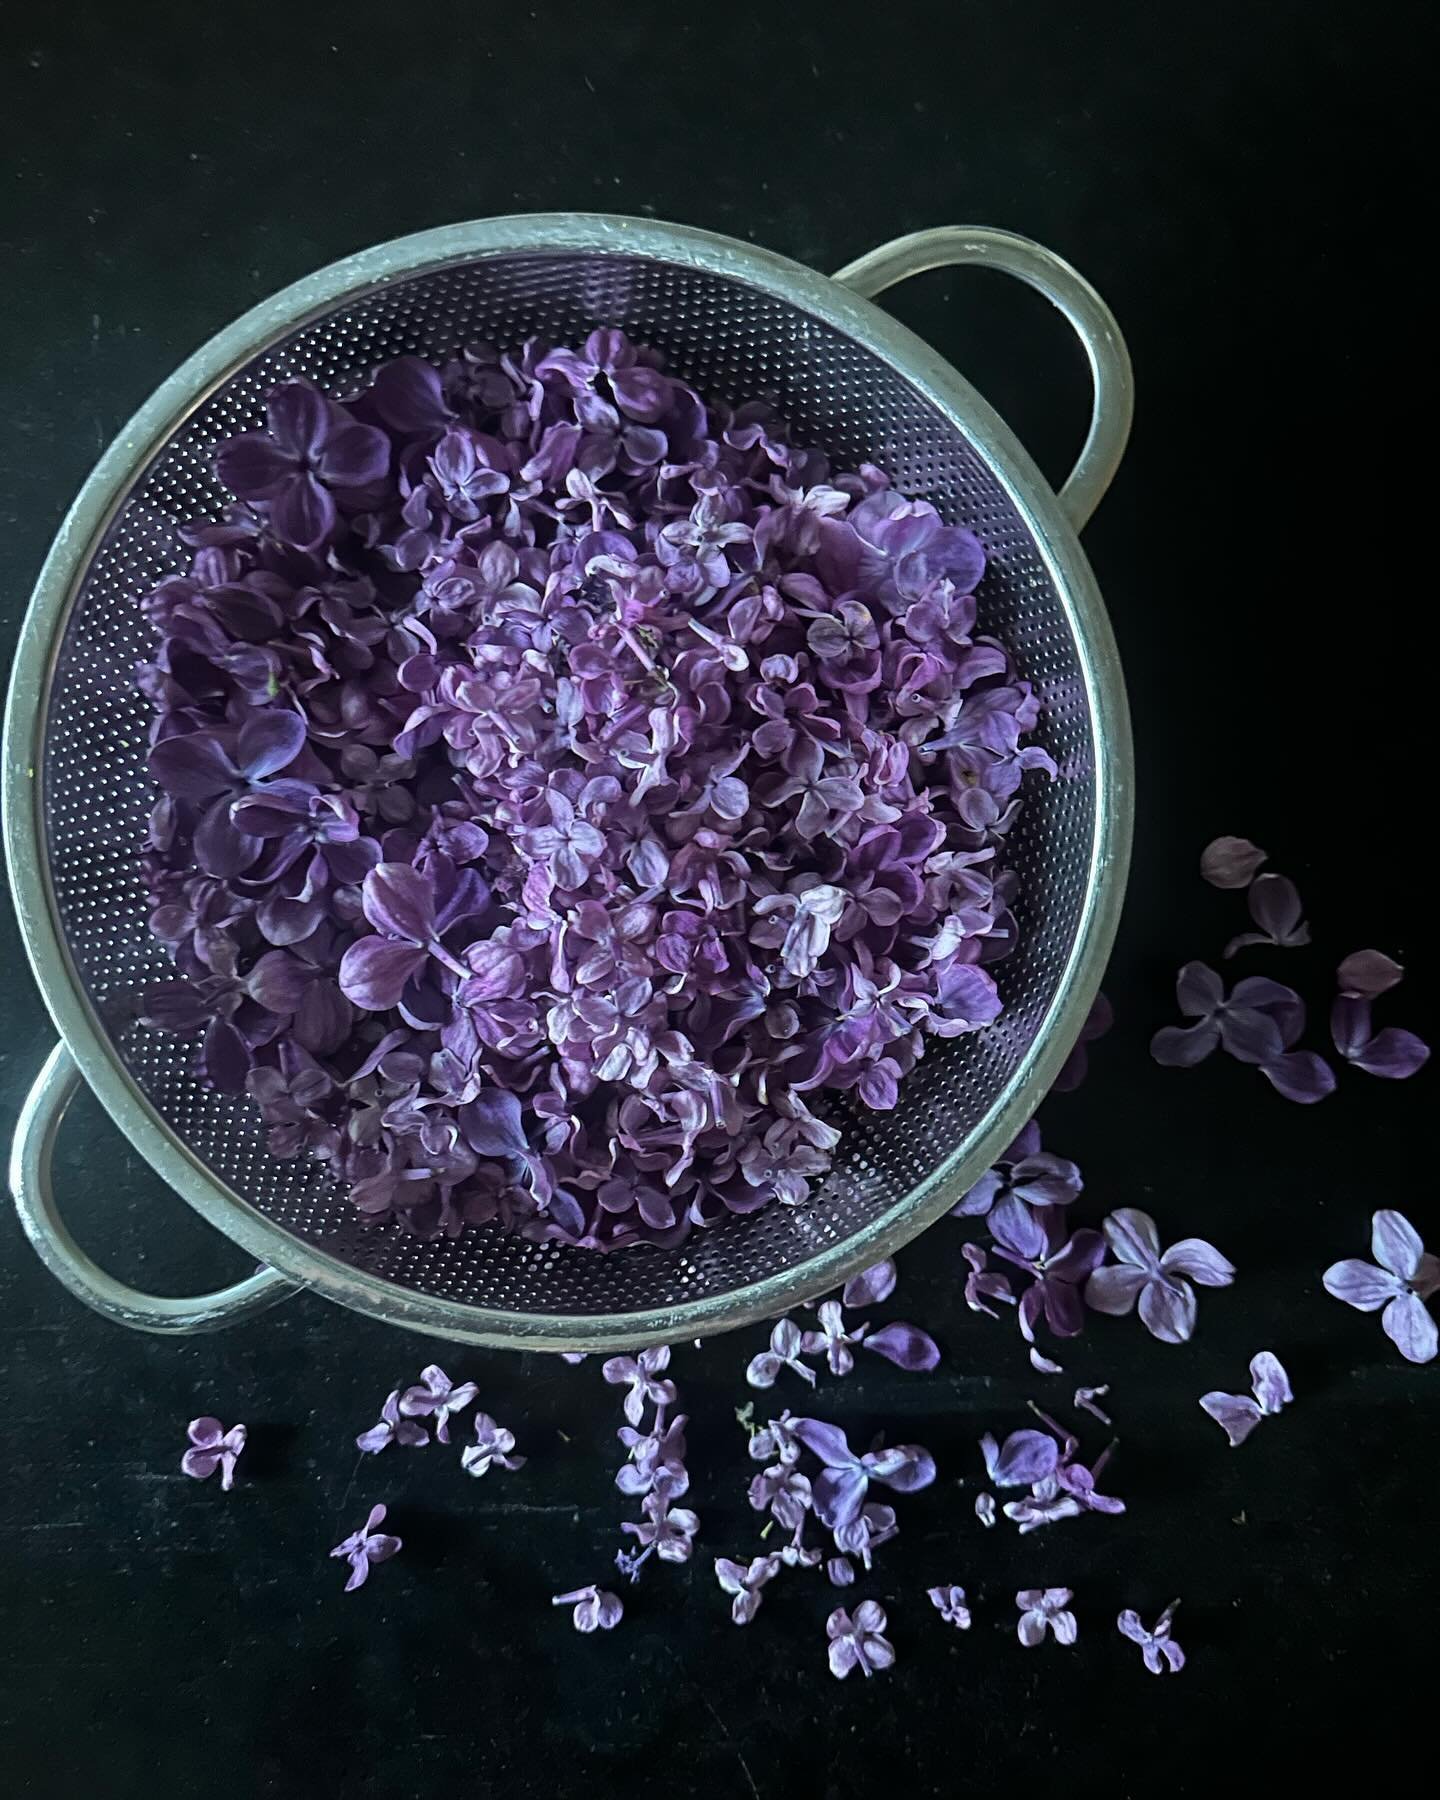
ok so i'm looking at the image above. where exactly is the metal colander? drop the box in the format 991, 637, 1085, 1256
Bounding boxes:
4, 215, 1133, 1350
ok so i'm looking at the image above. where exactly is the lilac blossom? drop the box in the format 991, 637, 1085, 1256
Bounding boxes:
553, 1585, 624, 1632
790, 1417, 936, 1530
215, 380, 389, 551
1016, 1587, 1077, 1647
1200, 836, 1267, 889
602, 1347, 677, 1426
961, 1241, 1015, 1319
617, 1475, 700, 1580
1200, 1351, 1293, 1447
1223, 874, 1310, 957
1336, 949, 1404, 999
746, 1320, 817, 1390
330, 1503, 402, 1592
1150, 963, 1304, 1069
397, 1364, 478, 1444
928, 1585, 972, 1629
801, 1299, 938, 1375
1117, 1601, 1185, 1674
1331, 997, 1430, 1080
1003, 1443, 1124, 1534
826, 1601, 895, 1679
952, 1119, 1083, 1247
990, 1205, 1105, 1367
356, 1389, 429, 1454
1086, 1208, 1235, 1344
1323, 1210, 1439, 1364
714, 1554, 782, 1625
181, 1416, 246, 1490
832, 1501, 899, 1573
460, 1413, 525, 1476
747, 1411, 803, 1466
616, 1411, 689, 1498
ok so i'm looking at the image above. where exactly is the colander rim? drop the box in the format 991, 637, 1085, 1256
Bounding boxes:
2, 212, 1132, 1349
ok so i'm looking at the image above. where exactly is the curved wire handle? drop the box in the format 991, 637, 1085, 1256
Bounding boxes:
9, 1042, 296, 1334
833, 226, 1134, 532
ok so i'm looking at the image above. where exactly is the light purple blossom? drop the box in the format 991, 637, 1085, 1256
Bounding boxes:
791, 1417, 936, 1529
746, 1319, 817, 1390
553, 1585, 624, 1632
617, 1410, 689, 1498
714, 1554, 782, 1624
1331, 997, 1430, 1080
602, 1346, 677, 1425
330, 1503, 402, 1592
1323, 1210, 1439, 1364
928, 1584, 971, 1629
1200, 1351, 1293, 1447
1016, 1587, 1077, 1647
617, 1475, 700, 1579
1117, 1600, 1185, 1674
826, 1601, 896, 1679
1223, 873, 1310, 957
460, 1413, 525, 1476
1085, 1208, 1235, 1344
1200, 835, 1267, 889
356, 1389, 429, 1454
827, 1556, 855, 1586
398, 1364, 478, 1444
975, 1492, 997, 1528
181, 1416, 246, 1490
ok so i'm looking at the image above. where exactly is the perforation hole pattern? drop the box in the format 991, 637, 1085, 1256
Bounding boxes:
40, 249, 1096, 1322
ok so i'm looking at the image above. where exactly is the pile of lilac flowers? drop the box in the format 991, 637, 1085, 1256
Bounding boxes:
139, 332, 1052, 1248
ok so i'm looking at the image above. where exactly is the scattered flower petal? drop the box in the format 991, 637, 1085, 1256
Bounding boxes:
1336, 949, 1404, 1000
1200, 1350, 1293, 1446
1200, 836, 1267, 889
553, 1585, 624, 1632
826, 1601, 895, 1678
1117, 1600, 1185, 1674
1016, 1587, 1077, 1647
330, 1503, 402, 1592
928, 1584, 971, 1629
181, 1416, 247, 1491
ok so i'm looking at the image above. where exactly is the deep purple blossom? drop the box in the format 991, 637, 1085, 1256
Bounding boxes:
398, 1364, 478, 1445
951, 1120, 1083, 1246
1323, 1210, 1439, 1364
460, 1413, 525, 1476
714, 1554, 782, 1624
181, 1416, 246, 1490
990, 1204, 1105, 1363
1016, 1587, 1077, 1647
1200, 836, 1267, 889
826, 1601, 895, 1679
1118, 1601, 1185, 1674
1331, 997, 1430, 1080
1150, 963, 1304, 1069
1086, 1209, 1235, 1343
1200, 1351, 1293, 1447
553, 1584, 624, 1632
1223, 874, 1310, 958
928, 1585, 971, 1630
790, 1417, 935, 1530
356, 1389, 429, 1454
330, 1503, 402, 1592
216, 380, 389, 551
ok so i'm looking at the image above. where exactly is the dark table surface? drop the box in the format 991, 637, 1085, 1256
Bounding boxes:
0, 4, 1432, 1796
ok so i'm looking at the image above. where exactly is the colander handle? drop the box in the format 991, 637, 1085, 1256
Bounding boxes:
832, 226, 1134, 532
9, 1043, 297, 1334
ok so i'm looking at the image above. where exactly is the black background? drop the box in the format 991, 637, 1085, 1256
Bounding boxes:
0, 4, 1432, 1796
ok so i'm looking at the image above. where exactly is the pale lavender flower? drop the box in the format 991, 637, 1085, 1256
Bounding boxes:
616, 1410, 689, 1497
553, 1585, 623, 1632
748, 1463, 812, 1530
1117, 1600, 1185, 1674
618, 1475, 700, 1579
832, 1501, 898, 1573
826, 1600, 895, 1679
330, 1503, 402, 1592
1337, 949, 1404, 1000
602, 1346, 677, 1425
1223, 873, 1310, 957
1085, 1208, 1235, 1344
1200, 835, 1267, 889
1074, 1385, 1112, 1426
827, 1555, 855, 1586
747, 1410, 803, 1466
1323, 1210, 1439, 1364
181, 1416, 246, 1490
1331, 997, 1430, 1081
1016, 1587, 1077, 1647
714, 1553, 781, 1624
975, 1492, 997, 1528
460, 1412, 525, 1476
356, 1389, 428, 1454
398, 1364, 478, 1444
928, 1584, 971, 1629
802, 1300, 867, 1375
746, 1319, 816, 1390
1150, 963, 1303, 1069
1199, 1351, 1293, 1446
1004, 1443, 1124, 1534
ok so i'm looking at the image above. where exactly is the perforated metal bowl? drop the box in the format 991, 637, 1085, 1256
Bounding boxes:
4, 216, 1133, 1350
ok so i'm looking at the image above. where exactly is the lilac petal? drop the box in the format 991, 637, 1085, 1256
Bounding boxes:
812, 1466, 867, 1530
866, 1444, 935, 1493
1199, 1391, 1264, 1447
236, 710, 306, 779
318, 420, 390, 488
1352, 1028, 1430, 1081
1160, 1238, 1235, 1287
338, 937, 428, 1010
1336, 949, 1404, 1000
989, 1195, 1046, 1261
1330, 995, 1373, 1059
147, 732, 238, 803
187, 1416, 224, 1448
842, 1259, 897, 1309
862, 1322, 940, 1372
981, 1428, 1059, 1488
369, 356, 453, 434
270, 471, 336, 551
791, 1418, 858, 1469
181, 1446, 221, 1480
1217, 1005, 1285, 1066
201, 1017, 251, 1093
1371, 1210, 1424, 1281
1322, 1258, 1400, 1312
1084, 1264, 1147, 1316
1102, 1208, 1162, 1272
1382, 1291, 1439, 1364
267, 382, 332, 459
215, 431, 296, 499
1137, 1277, 1197, 1344
1261, 1051, 1336, 1104
1150, 1020, 1220, 1068
1200, 836, 1267, 888
1249, 1351, 1293, 1413
1245, 873, 1309, 946
193, 796, 262, 880
1175, 961, 1224, 1017
362, 862, 436, 945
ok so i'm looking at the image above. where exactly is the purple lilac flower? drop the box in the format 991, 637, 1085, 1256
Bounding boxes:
617, 1411, 689, 1498
330, 1503, 402, 1592
1331, 997, 1430, 1080
951, 1119, 1083, 1238
928, 1585, 971, 1629
961, 1241, 1015, 1319
460, 1413, 525, 1476
1085, 1208, 1234, 1344
617, 1474, 700, 1579
826, 1601, 895, 1679
1150, 963, 1304, 1069
1117, 1601, 1185, 1674
989, 1205, 1105, 1368
1323, 1210, 1439, 1364
801, 1299, 939, 1375
397, 1364, 478, 1445
215, 380, 389, 551
181, 1416, 246, 1490
746, 1320, 816, 1390
553, 1585, 624, 1632
602, 1347, 677, 1426
790, 1418, 935, 1529
714, 1554, 782, 1624
1200, 835, 1267, 889
1016, 1587, 1077, 1647
832, 1501, 898, 1573
747, 1410, 803, 1466
1200, 1351, 1293, 1447
1074, 1385, 1112, 1426
356, 1389, 429, 1454
980, 1428, 1059, 1489
1224, 874, 1310, 957
1003, 1444, 1124, 1534
1336, 949, 1404, 999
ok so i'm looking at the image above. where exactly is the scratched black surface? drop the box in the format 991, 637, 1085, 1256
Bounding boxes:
0, 4, 1432, 1796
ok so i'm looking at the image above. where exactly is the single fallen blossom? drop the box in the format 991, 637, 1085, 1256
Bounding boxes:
714, 1553, 782, 1624
553, 1585, 624, 1632
802, 1300, 866, 1375
398, 1364, 477, 1445
962, 1241, 1015, 1319
330, 1503, 402, 1592
952, 1120, 1083, 1242
1200, 835, 1267, 889
1223, 873, 1310, 957
617, 1473, 700, 1579
460, 1412, 525, 1476
928, 1584, 972, 1629
832, 1501, 898, 1573
746, 1319, 816, 1390
1016, 1587, 1077, 1647
826, 1601, 895, 1679
827, 1556, 855, 1587
1086, 1208, 1235, 1344
1337, 949, 1404, 1000
803, 1299, 940, 1375
1117, 1600, 1185, 1674
1051, 988, 1114, 1093
1323, 1210, 1439, 1364
747, 1410, 803, 1467
356, 1389, 429, 1454
990, 1205, 1105, 1370
1200, 1351, 1293, 1447
602, 1346, 677, 1425
616, 1410, 689, 1498
842, 1259, 897, 1309
980, 1428, 1059, 1489
1331, 997, 1430, 1081
1150, 963, 1303, 1069
181, 1417, 246, 1491
790, 1418, 936, 1529
975, 1492, 997, 1528
1074, 1384, 1112, 1426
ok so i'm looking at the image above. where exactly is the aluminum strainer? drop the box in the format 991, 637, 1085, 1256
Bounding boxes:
4, 215, 1133, 1351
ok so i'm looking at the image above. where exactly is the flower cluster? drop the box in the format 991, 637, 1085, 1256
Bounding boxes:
604, 1346, 699, 1582
137, 332, 1052, 1248
979, 1409, 1125, 1535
